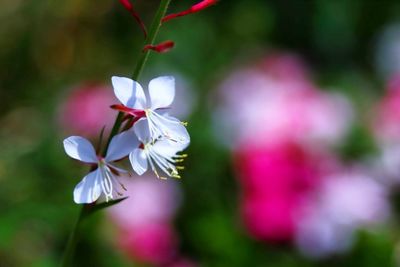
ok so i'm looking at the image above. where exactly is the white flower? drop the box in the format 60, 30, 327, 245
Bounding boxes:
129, 119, 188, 179
111, 76, 190, 144
63, 131, 139, 204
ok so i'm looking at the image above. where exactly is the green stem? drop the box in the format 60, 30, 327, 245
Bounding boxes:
59, 206, 87, 267
60, 1, 172, 266
103, 0, 172, 155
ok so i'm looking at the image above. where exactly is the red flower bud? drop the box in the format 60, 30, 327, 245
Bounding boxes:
143, 41, 175, 53
162, 0, 217, 23
118, 0, 148, 38
110, 104, 146, 117
119, 0, 133, 10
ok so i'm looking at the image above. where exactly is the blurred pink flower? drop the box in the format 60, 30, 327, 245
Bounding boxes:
213, 53, 353, 149
372, 75, 400, 144
295, 170, 390, 258
370, 75, 400, 184
235, 141, 338, 242
109, 176, 181, 228
118, 222, 178, 265
241, 195, 296, 241
108, 176, 182, 264
258, 52, 313, 87
58, 83, 115, 137
218, 53, 352, 243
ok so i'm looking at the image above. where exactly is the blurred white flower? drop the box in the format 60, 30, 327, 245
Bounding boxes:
295, 206, 354, 259
130, 119, 189, 179
63, 131, 138, 203
295, 171, 390, 258
111, 76, 190, 145
371, 143, 400, 186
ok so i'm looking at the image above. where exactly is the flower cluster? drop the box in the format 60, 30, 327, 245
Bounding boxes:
63, 76, 190, 204
214, 52, 390, 258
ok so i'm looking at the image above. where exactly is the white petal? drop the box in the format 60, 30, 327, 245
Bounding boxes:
149, 76, 175, 110
134, 118, 151, 142
153, 139, 187, 157
73, 170, 101, 204
105, 130, 139, 162
112, 76, 146, 109
154, 114, 190, 145
129, 149, 148, 175
63, 136, 97, 163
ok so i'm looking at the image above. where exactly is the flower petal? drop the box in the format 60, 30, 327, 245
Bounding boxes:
105, 130, 139, 162
152, 138, 188, 157
152, 113, 190, 145
162, 0, 218, 22
112, 76, 146, 109
129, 149, 148, 175
134, 118, 151, 142
73, 169, 102, 204
63, 136, 97, 163
149, 76, 175, 109
143, 40, 175, 53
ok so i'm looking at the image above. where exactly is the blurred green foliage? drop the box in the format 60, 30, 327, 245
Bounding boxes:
1, 0, 400, 266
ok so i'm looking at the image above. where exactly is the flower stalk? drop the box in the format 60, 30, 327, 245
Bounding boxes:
60, 1, 172, 265
104, 0, 172, 155
59, 206, 87, 267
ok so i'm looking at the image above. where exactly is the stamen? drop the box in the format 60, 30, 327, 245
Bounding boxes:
153, 169, 167, 180
99, 165, 116, 202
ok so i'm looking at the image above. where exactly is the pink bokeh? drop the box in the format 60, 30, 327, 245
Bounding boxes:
295, 169, 390, 258
214, 53, 353, 149
108, 176, 185, 265
214, 52, 390, 257
58, 83, 116, 137
117, 222, 178, 265
372, 74, 400, 144
235, 141, 338, 242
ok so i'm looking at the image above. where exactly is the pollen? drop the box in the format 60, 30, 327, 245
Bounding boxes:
153, 169, 167, 180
